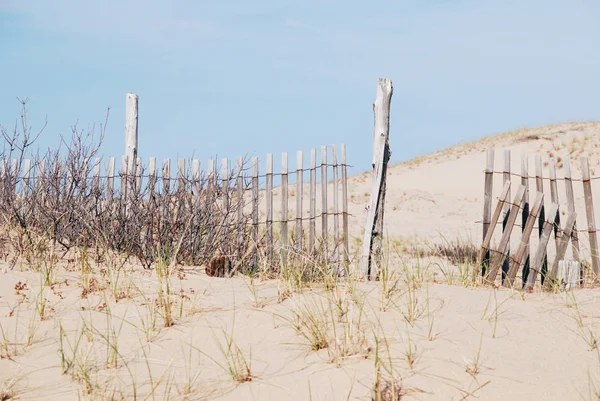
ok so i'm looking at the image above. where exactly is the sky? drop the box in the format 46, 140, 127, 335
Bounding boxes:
1, 0, 599, 177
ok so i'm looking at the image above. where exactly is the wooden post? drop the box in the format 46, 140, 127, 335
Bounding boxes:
501, 149, 511, 283
162, 159, 170, 232
321, 145, 328, 259
281, 152, 289, 265
178, 158, 186, 193
22, 159, 31, 198
296, 151, 303, 252
360, 78, 393, 280
120, 155, 128, 216
237, 157, 244, 264
545, 212, 577, 290
505, 192, 543, 287
581, 156, 600, 279
563, 157, 582, 283
309, 149, 317, 255
125, 93, 138, 206
477, 182, 511, 273
251, 157, 259, 268
107, 157, 115, 213
525, 203, 560, 290
162, 159, 171, 195
534, 155, 548, 284
548, 158, 562, 249
520, 154, 531, 287
481, 148, 495, 276
332, 145, 340, 264
148, 157, 157, 247
148, 158, 157, 200
341, 144, 349, 268
92, 158, 101, 198
222, 158, 230, 256
125, 93, 138, 171
207, 159, 215, 255
191, 158, 201, 257
266, 153, 273, 261
484, 185, 526, 285
135, 157, 142, 198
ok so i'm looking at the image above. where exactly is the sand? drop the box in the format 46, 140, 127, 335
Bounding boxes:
1, 121, 600, 400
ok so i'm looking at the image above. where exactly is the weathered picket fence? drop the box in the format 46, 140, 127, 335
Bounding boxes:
477, 148, 600, 290
0, 145, 351, 271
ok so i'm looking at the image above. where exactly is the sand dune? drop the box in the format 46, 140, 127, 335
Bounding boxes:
1, 121, 600, 400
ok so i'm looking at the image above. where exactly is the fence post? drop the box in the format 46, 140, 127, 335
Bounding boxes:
563, 157, 582, 284
341, 144, 349, 268
309, 149, 317, 255
125, 93, 139, 172
501, 149, 511, 284
548, 158, 562, 249
481, 148, 495, 278
534, 155, 548, 284
332, 145, 340, 265
296, 151, 303, 252
251, 157, 259, 269
266, 153, 273, 261
520, 154, 530, 287
125, 93, 138, 211
321, 145, 328, 260
360, 78, 393, 280
281, 152, 289, 265
581, 156, 600, 281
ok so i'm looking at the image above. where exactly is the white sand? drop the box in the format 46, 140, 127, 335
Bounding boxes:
1, 121, 600, 400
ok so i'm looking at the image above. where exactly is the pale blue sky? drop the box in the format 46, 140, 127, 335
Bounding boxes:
1, 0, 599, 176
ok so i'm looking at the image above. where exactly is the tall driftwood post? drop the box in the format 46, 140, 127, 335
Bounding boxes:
125, 93, 138, 210
360, 78, 393, 281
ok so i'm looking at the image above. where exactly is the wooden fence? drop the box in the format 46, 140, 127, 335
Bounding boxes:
477, 148, 600, 290
0, 145, 351, 270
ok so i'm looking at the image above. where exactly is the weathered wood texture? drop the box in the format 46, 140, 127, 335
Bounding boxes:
361, 78, 393, 280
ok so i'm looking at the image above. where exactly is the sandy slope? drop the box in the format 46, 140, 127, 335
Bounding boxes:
1, 121, 600, 400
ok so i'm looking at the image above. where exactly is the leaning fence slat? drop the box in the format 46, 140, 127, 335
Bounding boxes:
341, 144, 349, 267
501, 149, 511, 283
563, 157, 582, 284
477, 181, 512, 280
296, 151, 303, 252
581, 156, 600, 279
309, 149, 317, 254
534, 155, 548, 284
321, 145, 328, 258
266, 153, 273, 261
548, 158, 562, 249
332, 145, 340, 264
545, 212, 577, 290
281, 152, 289, 265
520, 154, 531, 285
482, 148, 495, 277
505, 192, 544, 287
484, 184, 525, 285
525, 203, 560, 290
